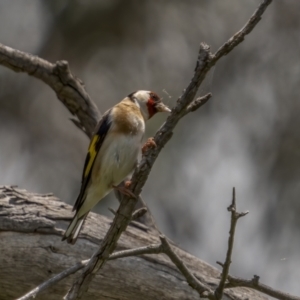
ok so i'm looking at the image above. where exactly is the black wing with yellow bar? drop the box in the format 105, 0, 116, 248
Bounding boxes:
73, 110, 112, 212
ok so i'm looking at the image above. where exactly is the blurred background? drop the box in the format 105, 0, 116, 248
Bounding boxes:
1, 0, 300, 297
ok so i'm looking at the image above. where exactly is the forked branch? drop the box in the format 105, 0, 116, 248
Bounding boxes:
215, 188, 249, 299
64, 0, 273, 298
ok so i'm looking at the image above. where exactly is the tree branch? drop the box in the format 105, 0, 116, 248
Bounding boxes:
0, 44, 100, 138
65, 1, 273, 298
0, 43, 159, 232
212, 0, 272, 63
114, 182, 160, 231
160, 236, 215, 299
18, 231, 217, 300
64, 41, 212, 300
131, 207, 148, 221
214, 189, 300, 300
185, 93, 212, 115
17, 260, 89, 300
215, 188, 249, 299
226, 275, 300, 300
17, 243, 163, 300
1, 186, 270, 300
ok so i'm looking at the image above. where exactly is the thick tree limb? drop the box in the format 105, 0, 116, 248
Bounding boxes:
4, 185, 297, 300
0, 186, 269, 300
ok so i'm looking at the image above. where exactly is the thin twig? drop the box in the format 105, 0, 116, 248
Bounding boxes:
109, 243, 163, 260
160, 236, 215, 299
131, 194, 161, 231
185, 93, 212, 115
212, 0, 273, 63
17, 243, 163, 300
108, 207, 116, 216
131, 207, 148, 221
226, 274, 300, 300
16, 260, 89, 300
108, 206, 149, 231
215, 188, 249, 299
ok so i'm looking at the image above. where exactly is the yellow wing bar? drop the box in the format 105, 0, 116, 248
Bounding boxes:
83, 134, 100, 179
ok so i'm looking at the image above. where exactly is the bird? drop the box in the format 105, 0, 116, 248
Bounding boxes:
62, 90, 171, 244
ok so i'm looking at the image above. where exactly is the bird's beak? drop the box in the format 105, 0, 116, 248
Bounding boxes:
155, 102, 171, 113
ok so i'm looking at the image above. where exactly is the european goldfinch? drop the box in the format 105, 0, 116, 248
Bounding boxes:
62, 90, 171, 244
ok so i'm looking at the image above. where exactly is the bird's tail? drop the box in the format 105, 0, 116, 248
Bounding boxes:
62, 213, 88, 244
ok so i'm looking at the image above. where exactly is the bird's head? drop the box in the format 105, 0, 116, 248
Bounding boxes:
128, 90, 171, 120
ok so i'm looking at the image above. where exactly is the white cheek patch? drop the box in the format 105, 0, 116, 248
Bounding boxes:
133, 98, 140, 108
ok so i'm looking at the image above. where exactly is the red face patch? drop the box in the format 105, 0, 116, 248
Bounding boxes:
147, 92, 161, 118
147, 98, 157, 118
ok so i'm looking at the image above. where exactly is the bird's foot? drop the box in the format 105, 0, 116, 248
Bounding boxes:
124, 180, 132, 189
142, 137, 157, 154
113, 183, 137, 199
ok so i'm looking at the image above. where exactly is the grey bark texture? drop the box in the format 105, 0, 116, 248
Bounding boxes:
0, 186, 267, 300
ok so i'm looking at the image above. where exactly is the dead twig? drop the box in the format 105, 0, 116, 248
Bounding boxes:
215, 188, 249, 299
131, 207, 148, 221
160, 236, 215, 299
17, 243, 163, 300
16, 260, 89, 300
185, 93, 212, 115
211, 0, 273, 63
226, 274, 300, 300
19, 233, 216, 300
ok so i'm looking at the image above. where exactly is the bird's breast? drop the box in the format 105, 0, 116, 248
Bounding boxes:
92, 131, 143, 187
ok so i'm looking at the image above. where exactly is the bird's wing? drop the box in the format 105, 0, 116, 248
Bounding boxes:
73, 110, 112, 212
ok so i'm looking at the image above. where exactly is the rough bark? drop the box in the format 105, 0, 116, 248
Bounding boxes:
0, 186, 267, 300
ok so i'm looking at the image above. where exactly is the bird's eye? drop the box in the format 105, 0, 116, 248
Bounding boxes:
150, 92, 160, 102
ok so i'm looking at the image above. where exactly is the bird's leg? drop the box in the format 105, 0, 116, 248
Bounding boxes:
124, 180, 132, 189
112, 181, 137, 199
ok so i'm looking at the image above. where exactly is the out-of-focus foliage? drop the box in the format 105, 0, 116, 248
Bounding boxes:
1, 0, 300, 296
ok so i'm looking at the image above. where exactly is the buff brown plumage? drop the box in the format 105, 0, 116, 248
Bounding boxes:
62, 90, 171, 244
